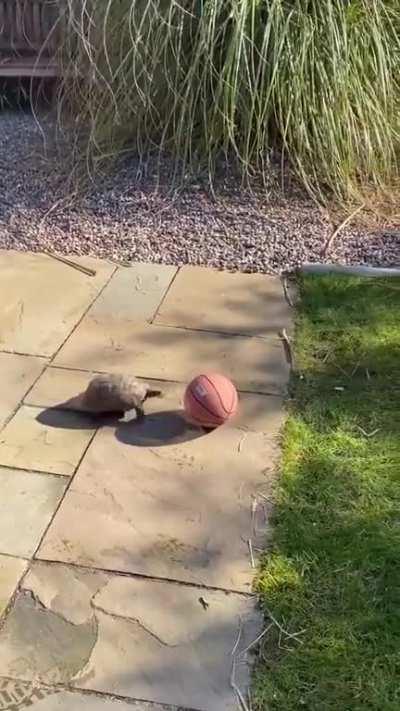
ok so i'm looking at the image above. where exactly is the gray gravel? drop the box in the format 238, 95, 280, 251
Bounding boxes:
0, 110, 399, 273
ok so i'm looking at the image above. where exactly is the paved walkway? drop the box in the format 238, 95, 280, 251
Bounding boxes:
0, 251, 291, 710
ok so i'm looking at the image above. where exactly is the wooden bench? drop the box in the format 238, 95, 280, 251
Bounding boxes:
0, 0, 60, 77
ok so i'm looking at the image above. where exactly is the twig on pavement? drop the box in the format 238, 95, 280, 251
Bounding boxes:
45, 251, 97, 276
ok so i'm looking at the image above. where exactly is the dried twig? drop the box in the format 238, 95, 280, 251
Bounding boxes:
39, 194, 75, 232
258, 492, 274, 504
230, 656, 251, 711
356, 426, 380, 438
322, 348, 333, 364
282, 276, 294, 308
265, 605, 306, 643
231, 617, 243, 657
248, 539, 255, 568
230, 620, 251, 711
279, 328, 293, 367
238, 432, 248, 453
321, 203, 365, 257
45, 251, 97, 277
335, 360, 361, 379
240, 623, 273, 656
251, 498, 259, 536
335, 363, 350, 377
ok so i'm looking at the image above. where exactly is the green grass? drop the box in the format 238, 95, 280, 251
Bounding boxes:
297, 276, 400, 381
57, 0, 400, 201
254, 275, 400, 711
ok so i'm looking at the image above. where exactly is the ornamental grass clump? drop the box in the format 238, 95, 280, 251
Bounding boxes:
57, 0, 400, 201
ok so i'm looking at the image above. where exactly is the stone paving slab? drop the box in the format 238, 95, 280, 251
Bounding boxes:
154, 266, 291, 336
0, 253, 290, 710
0, 406, 95, 476
89, 263, 177, 322
26, 366, 285, 435
0, 555, 27, 616
0, 353, 46, 430
54, 318, 288, 394
38, 425, 276, 591
0, 251, 114, 357
0, 562, 260, 710
0, 468, 66, 558
0, 681, 168, 710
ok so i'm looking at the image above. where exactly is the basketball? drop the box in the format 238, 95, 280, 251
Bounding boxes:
184, 373, 239, 428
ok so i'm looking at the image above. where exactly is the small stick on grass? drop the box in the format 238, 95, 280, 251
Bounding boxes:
356, 426, 380, 438
335, 363, 350, 377
322, 203, 365, 257
323, 348, 333, 363
264, 605, 306, 643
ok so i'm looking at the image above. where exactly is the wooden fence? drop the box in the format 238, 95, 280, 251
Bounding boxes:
0, 0, 60, 76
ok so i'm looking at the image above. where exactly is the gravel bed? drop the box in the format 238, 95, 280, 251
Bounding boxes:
0, 110, 399, 273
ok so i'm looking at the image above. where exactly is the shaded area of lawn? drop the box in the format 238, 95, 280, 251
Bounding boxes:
254, 275, 400, 711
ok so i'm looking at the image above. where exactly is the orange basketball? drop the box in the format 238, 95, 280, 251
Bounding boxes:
184, 373, 239, 428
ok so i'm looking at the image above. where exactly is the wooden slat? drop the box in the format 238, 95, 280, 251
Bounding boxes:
33, 2, 42, 46
0, 0, 60, 77
0, 63, 59, 77
0, 1, 58, 50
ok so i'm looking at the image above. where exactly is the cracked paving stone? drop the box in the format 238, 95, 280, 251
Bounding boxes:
0, 590, 98, 685
0, 555, 27, 616
0, 561, 261, 710
0, 679, 171, 709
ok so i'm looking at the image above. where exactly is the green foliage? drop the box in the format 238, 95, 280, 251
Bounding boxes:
58, 0, 400, 200
254, 275, 400, 710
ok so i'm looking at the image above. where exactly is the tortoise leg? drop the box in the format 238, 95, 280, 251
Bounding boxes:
135, 405, 145, 421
